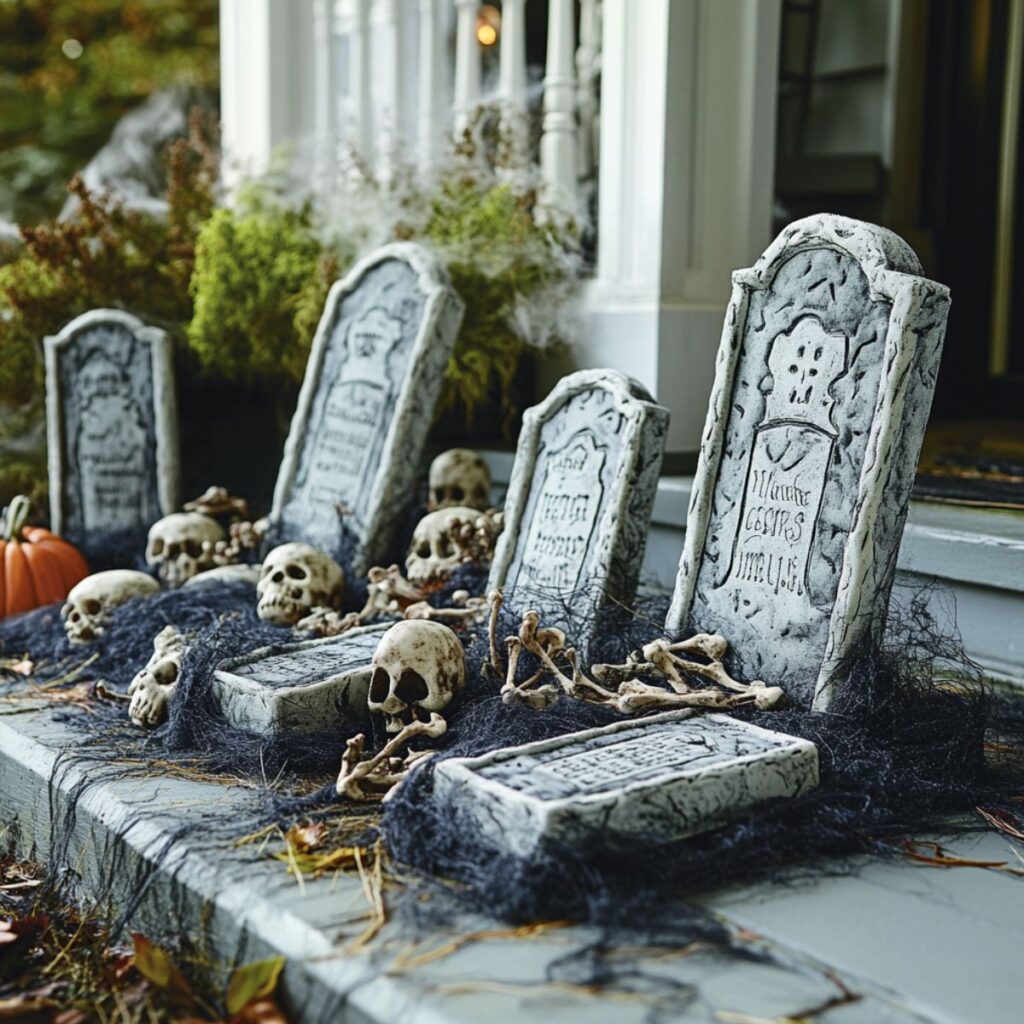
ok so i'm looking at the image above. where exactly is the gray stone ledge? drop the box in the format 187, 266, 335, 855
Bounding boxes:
0, 705, 1020, 1023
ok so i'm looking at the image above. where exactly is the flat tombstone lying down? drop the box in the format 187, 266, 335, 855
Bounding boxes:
489, 368, 669, 657
434, 711, 819, 858
44, 309, 179, 545
211, 624, 388, 735
270, 243, 464, 575
667, 215, 951, 708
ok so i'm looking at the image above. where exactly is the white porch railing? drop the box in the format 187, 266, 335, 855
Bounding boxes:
307, 0, 601, 207
219, 0, 783, 458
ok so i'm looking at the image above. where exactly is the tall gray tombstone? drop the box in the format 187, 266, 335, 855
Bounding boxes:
667, 215, 951, 709
270, 243, 464, 575
44, 309, 179, 543
489, 368, 669, 653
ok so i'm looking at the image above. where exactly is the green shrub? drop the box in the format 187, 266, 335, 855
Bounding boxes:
188, 192, 346, 390
0, 0, 218, 225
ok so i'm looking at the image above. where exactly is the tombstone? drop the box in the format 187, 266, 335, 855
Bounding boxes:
667, 215, 951, 709
489, 368, 670, 654
210, 624, 389, 735
44, 309, 179, 545
269, 243, 464, 575
434, 711, 818, 858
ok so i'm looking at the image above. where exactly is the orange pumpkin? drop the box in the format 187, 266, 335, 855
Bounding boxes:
0, 495, 90, 619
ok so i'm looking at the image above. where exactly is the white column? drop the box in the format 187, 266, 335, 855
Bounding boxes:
498, 0, 528, 162
313, 0, 337, 182
453, 0, 480, 134
418, 0, 443, 170
377, 0, 406, 178
576, 0, 601, 179
352, 0, 373, 161
219, 0, 316, 189
540, 0, 578, 206
540, 0, 782, 457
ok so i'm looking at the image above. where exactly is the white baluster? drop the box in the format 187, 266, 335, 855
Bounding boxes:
418, 0, 443, 170
541, 0, 579, 206
453, 0, 480, 135
380, 0, 406, 178
313, 0, 337, 182
352, 0, 373, 162
576, 0, 601, 180
498, 0, 528, 164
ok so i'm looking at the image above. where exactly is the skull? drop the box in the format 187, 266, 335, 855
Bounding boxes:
428, 448, 490, 511
406, 506, 501, 585
146, 512, 225, 587
257, 543, 344, 625
61, 570, 160, 645
368, 620, 466, 733
128, 625, 187, 728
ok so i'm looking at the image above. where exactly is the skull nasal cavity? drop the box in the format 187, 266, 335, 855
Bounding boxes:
395, 668, 429, 704
369, 667, 391, 703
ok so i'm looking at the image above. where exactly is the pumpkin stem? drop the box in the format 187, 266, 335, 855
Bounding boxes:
1, 494, 32, 541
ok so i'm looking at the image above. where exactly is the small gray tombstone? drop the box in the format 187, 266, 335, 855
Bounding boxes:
489, 368, 669, 652
44, 309, 179, 543
434, 711, 818, 858
270, 243, 464, 575
211, 624, 388, 735
667, 215, 951, 708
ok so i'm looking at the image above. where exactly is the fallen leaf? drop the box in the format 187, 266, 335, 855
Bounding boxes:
232, 998, 290, 1024
131, 933, 194, 1004
0, 996, 60, 1022
284, 822, 325, 854
0, 915, 47, 948
226, 956, 285, 1015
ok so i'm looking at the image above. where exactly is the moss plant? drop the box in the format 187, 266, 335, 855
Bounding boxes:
0, 112, 217, 507
187, 190, 346, 389
415, 176, 579, 429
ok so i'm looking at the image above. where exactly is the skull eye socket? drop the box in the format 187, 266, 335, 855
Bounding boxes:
150, 539, 164, 557
436, 535, 453, 558
167, 542, 181, 559
286, 564, 307, 580
153, 661, 178, 685
184, 540, 202, 558
417, 541, 431, 558
84, 599, 102, 615
450, 486, 464, 501
369, 667, 391, 703
395, 668, 429, 705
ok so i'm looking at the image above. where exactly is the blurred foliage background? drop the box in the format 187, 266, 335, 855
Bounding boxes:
0, 1, 581, 517
0, 0, 219, 226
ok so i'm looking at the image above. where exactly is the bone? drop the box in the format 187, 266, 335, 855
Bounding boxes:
502, 611, 789, 714
336, 713, 447, 801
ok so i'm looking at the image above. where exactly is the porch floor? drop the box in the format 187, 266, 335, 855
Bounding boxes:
1, 704, 1018, 1023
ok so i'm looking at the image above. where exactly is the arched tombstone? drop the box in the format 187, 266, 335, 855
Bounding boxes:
209, 368, 670, 735
488, 368, 670, 660
269, 242, 464, 576
44, 309, 179, 547
667, 214, 951, 709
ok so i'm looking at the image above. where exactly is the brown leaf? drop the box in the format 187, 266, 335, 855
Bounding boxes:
226, 957, 285, 1015
232, 998, 290, 1024
131, 933, 194, 1005
0, 915, 47, 949
284, 822, 325, 854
